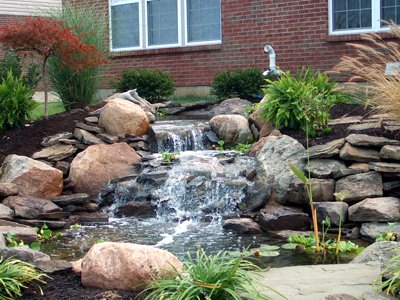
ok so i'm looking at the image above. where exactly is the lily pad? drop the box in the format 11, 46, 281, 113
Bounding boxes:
259, 244, 280, 251
258, 250, 280, 257
280, 243, 298, 250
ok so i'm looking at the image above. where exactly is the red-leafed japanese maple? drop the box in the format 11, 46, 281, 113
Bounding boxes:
0, 17, 106, 118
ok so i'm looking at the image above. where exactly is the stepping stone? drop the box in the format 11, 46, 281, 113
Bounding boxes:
349, 197, 400, 222
306, 159, 346, 179
328, 116, 362, 125
308, 138, 345, 159
41, 132, 73, 147
346, 134, 400, 147
381, 145, 400, 160
32, 144, 77, 162
370, 162, 400, 173
339, 143, 380, 162
335, 172, 383, 202
51, 193, 91, 207
348, 123, 381, 131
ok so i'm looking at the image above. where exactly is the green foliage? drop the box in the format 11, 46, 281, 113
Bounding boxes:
5, 232, 41, 251
113, 69, 175, 103
169, 94, 219, 104
46, 1, 108, 110
0, 256, 49, 299
141, 249, 283, 300
34, 224, 62, 243
374, 250, 400, 296
376, 223, 398, 242
211, 68, 266, 101
244, 103, 260, 118
160, 151, 180, 163
0, 71, 37, 131
29, 102, 65, 121
0, 51, 41, 90
215, 140, 252, 154
261, 67, 348, 136
156, 108, 169, 119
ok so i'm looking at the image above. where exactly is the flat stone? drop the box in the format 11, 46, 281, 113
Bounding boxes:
75, 122, 104, 134
0, 182, 19, 198
349, 162, 370, 172
41, 132, 73, 147
3, 196, 62, 214
384, 125, 400, 132
308, 138, 345, 159
32, 144, 77, 162
370, 162, 400, 173
287, 178, 335, 204
306, 159, 346, 179
315, 202, 349, 226
335, 172, 383, 202
51, 193, 91, 207
339, 143, 380, 162
14, 206, 39, 219
0, 204, 14, 219
0, 247, 50, 265
0, 224, 37, 243
328, 116, 362, 125
269, 230, 314, 239
97, 133, 119, 144
38, 212, 71, 220
84, 116, 99, 123
223, 218, 262, 234
256, 206, 309, 231
69, 212, 109, 224
55, 161, 70, 176
346, 133, 400, 147
348, 123, 381, 131
74, 128, 104, 145
58, 139, 79, 145
116, 201, 156, 218
260, 263, 381, 300
325, 294, 358, 300
384, 181, 400, 191
368, 113, 393, 120
349, 197, 400, 222
35, 260, 72, 274
360, 222, 400, 241
15, 219, 66, 229
381, 145, 400, 160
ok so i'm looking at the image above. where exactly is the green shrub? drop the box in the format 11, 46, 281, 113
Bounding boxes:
141, 249, 282, 300
0, 257, 49, 299
0, 71, 37, 131
0, 51, 41, 90
374, 249, 400, 297
46, 0, 107, 110
211, 68, 266, 101
261, 67, 348, 136
113, 69, 175, 103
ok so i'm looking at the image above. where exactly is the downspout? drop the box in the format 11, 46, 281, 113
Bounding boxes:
263, 45, 280, 76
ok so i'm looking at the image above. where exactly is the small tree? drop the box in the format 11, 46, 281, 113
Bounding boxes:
0, 17, 106, 118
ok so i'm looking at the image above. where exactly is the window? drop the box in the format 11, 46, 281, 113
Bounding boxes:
329, 0, 400, 35
109, 0, 222, 51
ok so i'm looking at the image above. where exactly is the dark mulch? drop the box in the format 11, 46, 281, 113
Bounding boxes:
20, 269, 139, 300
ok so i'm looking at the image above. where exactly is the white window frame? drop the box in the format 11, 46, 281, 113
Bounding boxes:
109, 0, 222, 52
109, 0, 143, 51
328, 0, 393, 35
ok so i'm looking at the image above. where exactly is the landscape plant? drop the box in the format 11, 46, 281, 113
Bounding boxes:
0, 16, 106, 118
0, 71, 37, 131
113, 69, 175, 103
5, 232, 41, 251
374, 249, 400, 297
160, 151, 180, 163
0, 257, 49, 299
376, 223, 399, 242
45, 1, 108, 110
141, 249, 285, 300
335, 21, 400, 120
34, 223, 62, 243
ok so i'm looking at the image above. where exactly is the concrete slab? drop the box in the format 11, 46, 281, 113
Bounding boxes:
259, 262, 389, 300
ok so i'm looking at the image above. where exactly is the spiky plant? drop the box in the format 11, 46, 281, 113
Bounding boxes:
335, 21, 400, 120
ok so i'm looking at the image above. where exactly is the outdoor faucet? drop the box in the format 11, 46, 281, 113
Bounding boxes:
263, 45, 280, 76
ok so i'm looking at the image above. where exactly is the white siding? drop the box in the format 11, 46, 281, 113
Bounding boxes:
0, 0, 61, 16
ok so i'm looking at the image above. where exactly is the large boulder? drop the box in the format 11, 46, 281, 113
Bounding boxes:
209, 98, 252, 116
351, 241, 400, 270
210, 114, 252, 144
0, 155, 63, 199
81, 242, 182, 291
99, 98, 150, 137
256, 205, 309, 231
256, 135, 306, 204
69, 143, 141, 196
360, 223, 400, 241
349, 197, 400, 222
223, 218, 262, 234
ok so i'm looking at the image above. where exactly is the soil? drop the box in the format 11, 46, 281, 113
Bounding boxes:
0, 102, 398, 299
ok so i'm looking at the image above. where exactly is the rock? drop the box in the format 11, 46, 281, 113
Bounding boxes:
99, 98, 150, 137
256, 135, 306, 203
325, 294, 358, 300
308, 138, 346, 159
209, 98, 252, 116
381, 145, 400, 160
360, 222, 400, 241
59, 138, 79, 145
0, 221, 37, 243
74, 128, 104, 145
55, 161, 70, 176
51, 193, 90, 207
167, 107, 186, 115
32, 144, 77, 162
384, 181, 400, 191
109, 90, 156, 115
348, 122, 381, 131
3, 196, 62, 214
0, 234, 6, 249
339, 143, 380, 162
84, 202, 99, 212
0, 204, 14, 219
210, 115, 252, 144
0, 155, 63, 199
314, 202, 348, 226
335, 172, 383, 202
287, 178, 335, 204
351, 241, 400, 270
116, 201, 156, 218
349, 163, 370, 172
97, 133, 119, 144
14, 207, 39, 219
38, 211, 70, 220
69, 212, 109, 224
0, 247, 50, 265
69, 143, 141, 196
85, 116, 99, 123
71, 259, 82, 273
247, 137, 269, 156
241, 182, 271, 211
306, 159, 346, 179
346, 134, 400, 147
41, 132, 73, 147
349, 197, 400, 222
256, 206, 309, 231
15, 219, 66, 229
35, 260, 72, 274
75, 122, 104, 134
81, 242, 182, 291
370, 162, 400, 173
0, 182, 19, 198
223, 218, 262, 233
328, 116, 362, 125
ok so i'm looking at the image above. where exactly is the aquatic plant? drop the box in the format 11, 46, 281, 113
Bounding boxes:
374, 250, 400, 297
376, 223, 398, 242
160, 151, 180, 163
5, 232, 41, 251
34, 224, 62, 243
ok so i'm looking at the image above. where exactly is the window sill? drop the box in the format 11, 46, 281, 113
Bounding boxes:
110, 43, 222, 58
326, 30, 396, 42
